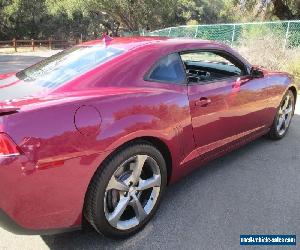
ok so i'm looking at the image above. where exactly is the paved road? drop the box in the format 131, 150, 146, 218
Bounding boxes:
0, 55, 299, 250
0, 55, 44, 73
0, 50, 60, 73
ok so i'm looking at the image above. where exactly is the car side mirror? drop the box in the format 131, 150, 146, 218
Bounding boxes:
250, 67, 264, 78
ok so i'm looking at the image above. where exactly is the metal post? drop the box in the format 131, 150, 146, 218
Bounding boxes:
283, 21, 291, 50
231, 24, 236, 46
194, 26, 199, 38
12, 38, 17, 52
31, 39, 35, 51
168, 27, 172, 37
48, 37, 52, 50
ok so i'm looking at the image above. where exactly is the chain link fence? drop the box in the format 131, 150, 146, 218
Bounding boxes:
142, 20, 300, 80
144, 20, 300, 50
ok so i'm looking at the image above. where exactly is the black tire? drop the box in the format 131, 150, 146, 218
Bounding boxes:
268, 90, 295, 140
84, 142, 167, 239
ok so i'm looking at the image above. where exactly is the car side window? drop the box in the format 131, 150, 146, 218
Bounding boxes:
147, 53, 186, 84
180, 51, 246, 84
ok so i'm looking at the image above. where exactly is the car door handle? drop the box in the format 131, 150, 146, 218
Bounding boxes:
195, 97, 211, 107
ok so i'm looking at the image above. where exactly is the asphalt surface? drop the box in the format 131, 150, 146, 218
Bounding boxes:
0, 55, 300, 250
0, 55, 45, 73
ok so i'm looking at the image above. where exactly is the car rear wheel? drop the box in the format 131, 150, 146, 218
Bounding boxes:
84, 142, 167, 238
268, 90, 295, 140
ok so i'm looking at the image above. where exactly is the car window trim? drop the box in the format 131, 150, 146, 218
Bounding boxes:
180, 48, 249, 74
143, 48, 251, 86
179, 48, 251, 85
186, 75, 252, 86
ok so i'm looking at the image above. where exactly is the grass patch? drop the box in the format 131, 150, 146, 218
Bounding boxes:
235, 34, 300, 81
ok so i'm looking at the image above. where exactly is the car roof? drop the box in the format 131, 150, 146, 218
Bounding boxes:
80, 36, 222, 51
79, 36, 251, 70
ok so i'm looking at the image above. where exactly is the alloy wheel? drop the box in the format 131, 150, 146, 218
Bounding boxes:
104, 154, 161, 230
276, 93, 294, 136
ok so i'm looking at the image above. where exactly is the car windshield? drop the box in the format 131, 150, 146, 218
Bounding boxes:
0, 46, 124, 102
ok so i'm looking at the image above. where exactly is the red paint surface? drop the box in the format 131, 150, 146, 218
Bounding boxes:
0, 37, 298, 231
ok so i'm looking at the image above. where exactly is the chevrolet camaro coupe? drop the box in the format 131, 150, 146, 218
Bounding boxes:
0, 36, 298, 238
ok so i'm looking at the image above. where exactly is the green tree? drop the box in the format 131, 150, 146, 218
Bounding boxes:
2, 0, 49, 38
1, 0, 299, 41
234, 0, 300, 21
271, 0, 300, 19
54, 0, 194, 32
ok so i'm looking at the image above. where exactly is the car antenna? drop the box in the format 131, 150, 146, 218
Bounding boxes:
101, 33, 113, 46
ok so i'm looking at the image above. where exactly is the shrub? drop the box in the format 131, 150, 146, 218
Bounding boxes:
283, 55, 300, 80
236, 34, 300, 80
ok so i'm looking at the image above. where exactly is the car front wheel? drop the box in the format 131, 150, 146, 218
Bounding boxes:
268, 90, 295, 140
84, 142, 167, 238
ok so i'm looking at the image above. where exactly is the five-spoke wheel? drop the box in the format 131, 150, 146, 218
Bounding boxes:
84, 142, 167, 238
268, 90, 295, 139
104, 154, 161, 230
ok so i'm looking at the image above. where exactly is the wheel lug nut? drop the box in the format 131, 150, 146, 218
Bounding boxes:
129, 182, 133, 187
124, 192, 128, 196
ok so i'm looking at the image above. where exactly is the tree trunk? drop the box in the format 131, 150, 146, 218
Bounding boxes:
272, 0, 295, 19
115, 23, 120, 37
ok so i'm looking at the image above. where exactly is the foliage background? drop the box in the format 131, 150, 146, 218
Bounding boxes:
0, 0, 300, 40
0, 0, 300, 78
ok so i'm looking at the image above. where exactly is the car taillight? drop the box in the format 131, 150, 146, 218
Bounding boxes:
0, 133, 21, 156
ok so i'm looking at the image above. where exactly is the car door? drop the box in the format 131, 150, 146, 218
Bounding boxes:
144, 52, 198, 164
180, 50, 270, 158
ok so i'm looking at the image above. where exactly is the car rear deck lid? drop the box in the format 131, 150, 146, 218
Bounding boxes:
0, 106, 20, 115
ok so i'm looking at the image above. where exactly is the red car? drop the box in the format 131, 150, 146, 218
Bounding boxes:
0, 36, 298, 238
